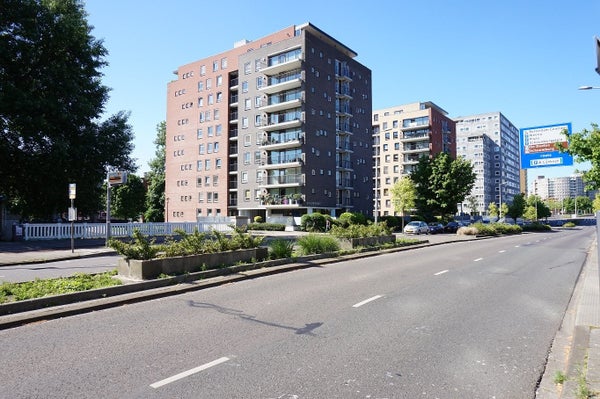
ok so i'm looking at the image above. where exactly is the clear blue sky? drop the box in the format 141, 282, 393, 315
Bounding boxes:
85, 1, 600, 184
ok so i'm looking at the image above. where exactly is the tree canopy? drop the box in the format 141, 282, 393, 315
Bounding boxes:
389, 176, 415, 229
506, 193, 526, 220
144, 122, 166, 222
410, 153, 476, 220
561, 123, 600, 190
0, 0, 135, 220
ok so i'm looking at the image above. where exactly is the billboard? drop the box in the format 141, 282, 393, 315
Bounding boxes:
520, 122, 573, 169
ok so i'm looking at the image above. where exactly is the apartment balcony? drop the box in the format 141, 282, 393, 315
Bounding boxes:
259, 173, 305, 188
229, 111, 238, 124
259, 76, 302, 95
336, 160, 353, 171
261, 154, 303, 169
335, 64, 352, 82
259, 96, 303, 113
229, 94, 238, 107
336, 141, 353, 153
228, 162, 238, 174
229, 144, 238, 155
262, 112, 303, 132
336, 198, 354, 208
336, 178, 353, 189
260, 137, 302, 151
403, 145, 430, 154
401, 133, 429, 143
261, 54, 303, 76
228, 180, 238, 191
229, 77, 239, 90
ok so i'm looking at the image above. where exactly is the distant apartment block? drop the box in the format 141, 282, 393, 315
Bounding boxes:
166, 23, 373, 222
530, 174, 586, 202
455, 112, 521, 216
372, 102, 456, 217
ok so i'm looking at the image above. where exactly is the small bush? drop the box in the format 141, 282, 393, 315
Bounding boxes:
108, 229, 162, 260
563, 221, 577, 228
253, 215, 263, 223
522, 222, 551, 231
296, 234, 340, 255
301, 213, 327, 232
247, 222, 286, 231
329, 222, 391, 239
269, 239, 295, 259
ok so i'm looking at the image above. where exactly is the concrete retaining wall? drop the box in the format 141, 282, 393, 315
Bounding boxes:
117, 247, 269, 280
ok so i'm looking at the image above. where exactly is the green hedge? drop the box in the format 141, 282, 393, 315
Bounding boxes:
246, 222, 286, 231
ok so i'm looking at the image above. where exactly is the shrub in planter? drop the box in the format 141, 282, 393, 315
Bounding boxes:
296, 234, 340, 255
269, 239, 295, 259
254, 215, 263, 223
108, 230, 162, 260
301, 213, 327, 232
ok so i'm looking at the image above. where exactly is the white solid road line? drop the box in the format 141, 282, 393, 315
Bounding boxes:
434, 270, 449, 276
352, 295, 383, 308
150, 357, 230, 389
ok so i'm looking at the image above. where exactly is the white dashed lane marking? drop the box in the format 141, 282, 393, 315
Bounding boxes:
150, 357, 230, 389
352, 295, 383, 308
434, 270, 449, 276
474, 258, 483, 262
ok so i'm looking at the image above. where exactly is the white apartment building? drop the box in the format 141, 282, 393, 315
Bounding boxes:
530, 174, 585, 201
455, 112, 521, 216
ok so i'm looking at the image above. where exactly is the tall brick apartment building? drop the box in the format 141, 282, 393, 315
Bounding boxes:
166, 23, 372, 223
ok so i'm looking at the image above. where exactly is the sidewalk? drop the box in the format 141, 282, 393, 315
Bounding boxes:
537, 239, 600, 398
0, 238, 115, 266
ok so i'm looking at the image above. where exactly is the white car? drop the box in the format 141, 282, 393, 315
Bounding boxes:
403, 221, 430, 235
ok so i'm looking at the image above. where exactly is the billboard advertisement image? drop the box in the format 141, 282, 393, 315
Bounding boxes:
520, 122, 573, 169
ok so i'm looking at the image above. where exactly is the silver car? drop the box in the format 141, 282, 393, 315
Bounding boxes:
403, 221, 430, 235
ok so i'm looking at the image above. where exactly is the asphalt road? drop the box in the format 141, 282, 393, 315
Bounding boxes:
0, 255, 119, 283
0, 227, 594, 398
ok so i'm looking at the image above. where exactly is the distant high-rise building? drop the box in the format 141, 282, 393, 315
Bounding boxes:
166, 23, 372, 222
372, 101, 456, 217
530, 174, 586, 202
455, 112, 521, 216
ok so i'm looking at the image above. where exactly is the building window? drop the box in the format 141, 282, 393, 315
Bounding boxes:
213, 60, 219, 72
244, 98, 251, 110
215, 124, 222, 136
221, 57, 227, 69
242, 117, 249, 129
244, 134, 251, 146
197, 129, 203, 139
200, 65, 206, 75
244, 190, 251, 201
244, 152, 251, 165
206, 78, 212, 89
216, 76, 223, 87
215, 158, 222, 169
241, 171, 248, 183
244, 62, 251, 74
255, 96, 262, 108
199, 144, 205, 154
242, 81, 248, 93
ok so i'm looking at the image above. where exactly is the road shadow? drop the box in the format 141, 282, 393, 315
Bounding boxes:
187, 300, 323, 336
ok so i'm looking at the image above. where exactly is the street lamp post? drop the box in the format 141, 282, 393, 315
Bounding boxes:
498, 180, 507, 221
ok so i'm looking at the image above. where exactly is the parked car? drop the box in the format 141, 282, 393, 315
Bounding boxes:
444, 221, 462, 233
404, 221, 430, 235
427, 222, 444, 234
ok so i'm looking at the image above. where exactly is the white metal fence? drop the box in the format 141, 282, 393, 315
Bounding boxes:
20, 218, 237, 240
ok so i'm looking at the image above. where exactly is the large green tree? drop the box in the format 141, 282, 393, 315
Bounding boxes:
506, 193, 526, 220
109, 174, 146, 220
390, 176, 416, 230
410, 153, 476, 220
144, 122, 166, 222
560, 123, 600, 190
0, 0, 135, 220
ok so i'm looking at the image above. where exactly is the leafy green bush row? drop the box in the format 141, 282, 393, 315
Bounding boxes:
0, 271, 121, 304
246, 222, 286, 231
460, 222, 522, 236
329, 222, 391, 239
109, 226, 264, 260
522, 223, 552, 231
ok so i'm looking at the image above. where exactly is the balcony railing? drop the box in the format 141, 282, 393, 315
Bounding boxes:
265, 173, 303, 185
267, 154, 303, 165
